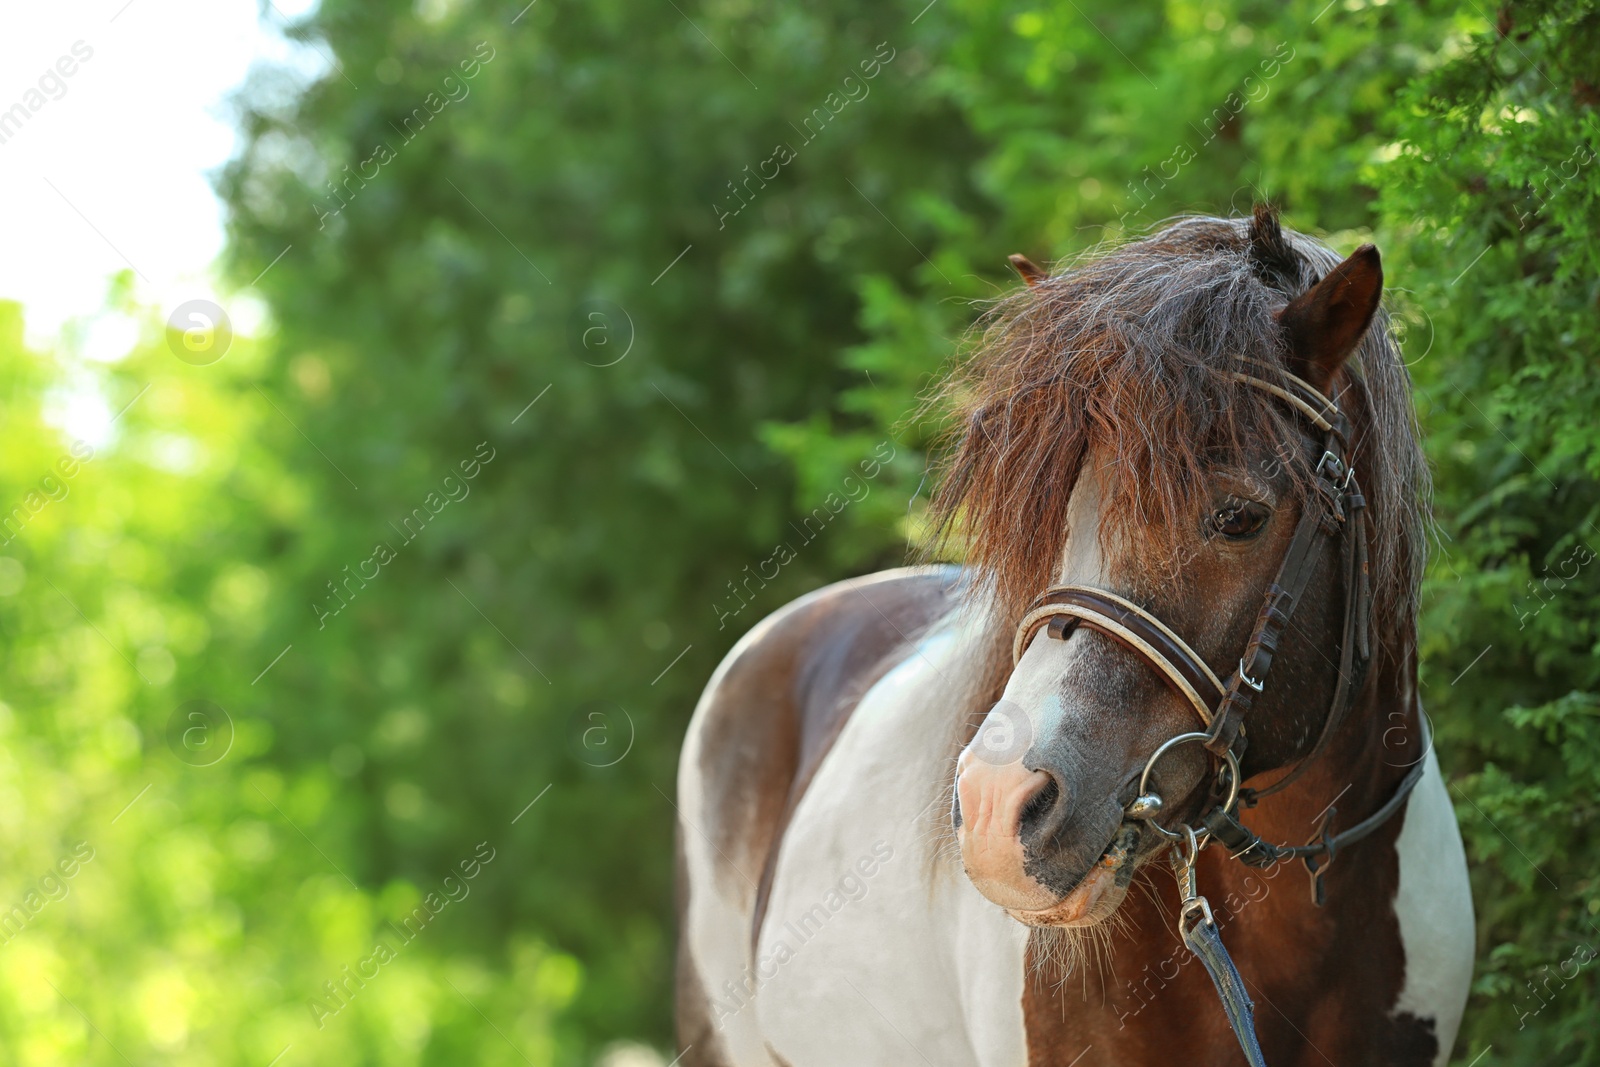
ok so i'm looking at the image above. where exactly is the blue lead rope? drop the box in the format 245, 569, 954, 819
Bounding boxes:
1171, 827, 1269, 1066
1181, 908, 1269, 1067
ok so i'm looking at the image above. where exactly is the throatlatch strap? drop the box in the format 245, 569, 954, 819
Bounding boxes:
1201, 714, 1432, 903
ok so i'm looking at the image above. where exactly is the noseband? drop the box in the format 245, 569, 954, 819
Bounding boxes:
1008, 362, 1429, 1067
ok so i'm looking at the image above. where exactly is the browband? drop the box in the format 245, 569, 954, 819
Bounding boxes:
1219, 361, 1341, 433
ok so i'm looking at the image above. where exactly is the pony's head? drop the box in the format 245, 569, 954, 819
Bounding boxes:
941, 207, 1425, 927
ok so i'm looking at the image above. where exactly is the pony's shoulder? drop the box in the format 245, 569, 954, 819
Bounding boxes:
677, 564, 959, 899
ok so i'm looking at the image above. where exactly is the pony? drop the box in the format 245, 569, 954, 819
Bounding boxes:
674, 207, 1474, 1066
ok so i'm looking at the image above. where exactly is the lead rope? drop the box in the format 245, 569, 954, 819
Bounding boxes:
1172, 827, 1269, 1067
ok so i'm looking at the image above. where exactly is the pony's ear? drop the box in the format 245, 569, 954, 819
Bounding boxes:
1275, 243, 1382, 393
1008, 254, 1046, 287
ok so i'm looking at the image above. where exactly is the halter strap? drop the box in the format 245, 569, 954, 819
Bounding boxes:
1222, 360, 1343, 433
1004, 361, 1392, 1067
1014, 587, 1225, 726
1011, 362, 1373, 802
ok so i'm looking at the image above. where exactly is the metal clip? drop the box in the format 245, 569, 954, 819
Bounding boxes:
1304, 806, 1339, 907
1171, 826, 1215, 931
1183, 894, 1215, 929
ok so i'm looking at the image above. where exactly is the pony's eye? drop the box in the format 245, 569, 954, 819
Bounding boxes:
1209, 500, 1269, 541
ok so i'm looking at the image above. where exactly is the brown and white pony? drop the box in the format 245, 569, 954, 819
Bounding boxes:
675, 209, 1474, 1066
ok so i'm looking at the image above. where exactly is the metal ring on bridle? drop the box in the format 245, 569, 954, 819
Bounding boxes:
1133, 731, 1241, 840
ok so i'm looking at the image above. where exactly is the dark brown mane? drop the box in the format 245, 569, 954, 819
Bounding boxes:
925, 207, 1428, 653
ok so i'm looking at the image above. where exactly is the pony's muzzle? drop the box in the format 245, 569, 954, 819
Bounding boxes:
952, 749, 1065, 911
954, 740, 1147, 927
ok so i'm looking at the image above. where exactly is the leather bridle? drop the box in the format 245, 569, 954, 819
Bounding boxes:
1007, 362, 1429, 1067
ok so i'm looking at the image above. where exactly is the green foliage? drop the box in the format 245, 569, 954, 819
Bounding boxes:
769, 0, 1600, 1062
1380, 4, 1600, 1059
1, 0, 1595, 1062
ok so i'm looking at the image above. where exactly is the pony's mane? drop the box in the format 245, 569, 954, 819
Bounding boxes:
924, 206, 1428, 653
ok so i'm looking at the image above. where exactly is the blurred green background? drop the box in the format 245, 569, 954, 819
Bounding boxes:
1, 0, 1597, 1062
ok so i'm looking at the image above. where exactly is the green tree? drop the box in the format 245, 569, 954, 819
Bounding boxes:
1, 0, 1593, 1062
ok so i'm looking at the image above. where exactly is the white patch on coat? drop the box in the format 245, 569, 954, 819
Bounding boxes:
752, 617, 1033, 1067
1059, 466, 1110, 588
1391, 744, 1476, 1065
999, 465, 1113, 751
678, 567, 973, 1066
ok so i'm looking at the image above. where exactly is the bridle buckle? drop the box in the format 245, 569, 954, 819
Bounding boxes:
1236, 658, 1265, 692
1316, 449, 1355, 491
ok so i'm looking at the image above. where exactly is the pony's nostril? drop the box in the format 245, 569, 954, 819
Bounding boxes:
1017, 774, 1063, 834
